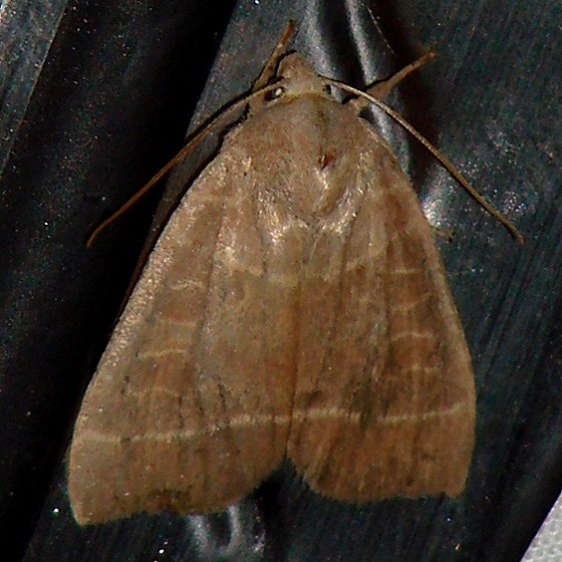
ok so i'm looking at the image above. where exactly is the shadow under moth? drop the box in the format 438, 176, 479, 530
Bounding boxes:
68, 24, 519, 525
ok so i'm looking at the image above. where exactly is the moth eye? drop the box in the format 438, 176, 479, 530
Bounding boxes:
323, 84, 333, 96
265, 86, 285, 101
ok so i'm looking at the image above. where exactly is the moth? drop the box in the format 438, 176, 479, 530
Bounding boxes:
68, 26, 485, 525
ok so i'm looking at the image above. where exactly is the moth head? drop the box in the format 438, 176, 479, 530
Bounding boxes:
274, 53, 331, 100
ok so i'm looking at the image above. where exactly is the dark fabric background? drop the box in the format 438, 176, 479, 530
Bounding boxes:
0, 1, 560, 561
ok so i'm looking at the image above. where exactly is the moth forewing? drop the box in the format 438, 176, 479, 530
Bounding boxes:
68, 52, 475, 525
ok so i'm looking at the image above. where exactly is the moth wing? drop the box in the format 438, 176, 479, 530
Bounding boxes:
288, 138, 476, 501
69, 146, 297, 524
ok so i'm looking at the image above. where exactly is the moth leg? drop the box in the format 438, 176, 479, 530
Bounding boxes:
432, 224, 455, 241
349, 51, 436, 112
253, 21, 296, 91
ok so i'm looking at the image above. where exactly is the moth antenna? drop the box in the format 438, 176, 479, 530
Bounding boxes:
331, 79, 524, 244
87, 23, 299, 248
86, 83, 281, 248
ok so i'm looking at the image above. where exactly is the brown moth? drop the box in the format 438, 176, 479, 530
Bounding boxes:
68, 34, 477, 525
